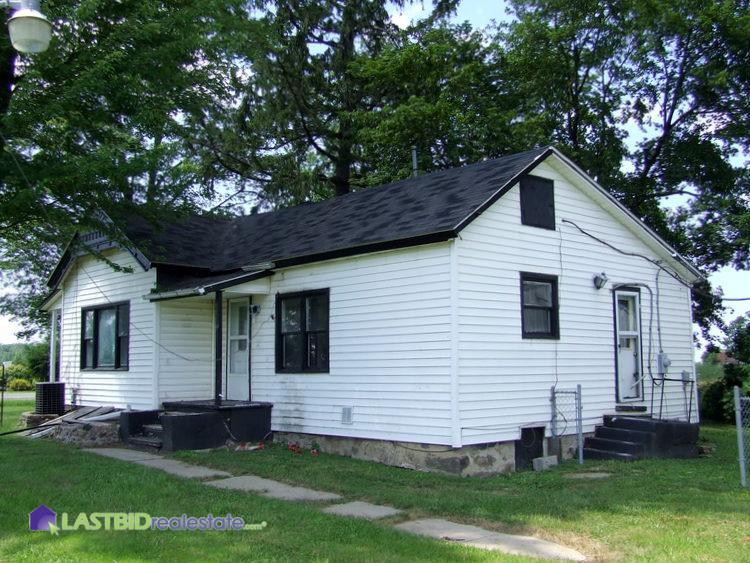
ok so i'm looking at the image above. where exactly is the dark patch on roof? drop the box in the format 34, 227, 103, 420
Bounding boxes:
122, 147, 551, 274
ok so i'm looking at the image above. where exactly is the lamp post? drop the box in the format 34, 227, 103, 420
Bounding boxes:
2, 0, 52, 53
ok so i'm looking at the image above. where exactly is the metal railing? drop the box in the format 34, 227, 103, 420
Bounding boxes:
650, 376, 695, 422
550, 385, 583, 465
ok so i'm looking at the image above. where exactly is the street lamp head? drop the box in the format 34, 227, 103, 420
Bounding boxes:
8, 7, 52, 53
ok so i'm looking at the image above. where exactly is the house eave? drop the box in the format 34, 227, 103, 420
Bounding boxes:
145, 270, 272, 302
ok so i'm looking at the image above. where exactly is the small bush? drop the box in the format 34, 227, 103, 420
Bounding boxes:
700, 380, 729, 422
699, 364, 750, 423
2, 363, 32, 380
6, 378, 34, 391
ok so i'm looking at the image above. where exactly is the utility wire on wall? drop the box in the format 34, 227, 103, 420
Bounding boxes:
561, 219, 750, 302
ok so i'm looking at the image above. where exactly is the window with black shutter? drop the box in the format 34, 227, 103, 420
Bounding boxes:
276, 289, 329, 373
520, 175, 555, 230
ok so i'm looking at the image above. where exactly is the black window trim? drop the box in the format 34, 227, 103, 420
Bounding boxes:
80, 301, 130, 371
520, 175, 556, 231
275, 288, 330, 374
520, 272, 560, 340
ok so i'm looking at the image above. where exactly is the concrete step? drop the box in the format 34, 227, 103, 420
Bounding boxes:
595, 425, 655, 444
603, 415, 660, 433
582, 448, 637, 462
128, 434, 163, 453
584, 437, 645, 457
141, 424, 163, 439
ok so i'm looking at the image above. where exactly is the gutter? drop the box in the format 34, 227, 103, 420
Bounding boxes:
145, 270, 272, 302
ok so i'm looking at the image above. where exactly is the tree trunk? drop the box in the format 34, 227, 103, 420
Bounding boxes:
329, 0, 356, 197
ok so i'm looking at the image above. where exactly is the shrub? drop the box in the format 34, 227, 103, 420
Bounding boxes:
2, 363, 32, 380
700, 380, 729, 422
6, 378, 34, 391
699, 364, 750, 423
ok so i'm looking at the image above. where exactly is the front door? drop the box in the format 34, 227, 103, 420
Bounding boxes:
226, 298, 250, 400
615, 290, 643, 402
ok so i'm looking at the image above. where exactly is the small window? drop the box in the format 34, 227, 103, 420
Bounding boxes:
520, 273, 559, 339
81, 302, 130, 369
520, 175, 555, 230
276, 289, 329, 373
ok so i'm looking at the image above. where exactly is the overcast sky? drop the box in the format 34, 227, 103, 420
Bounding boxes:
1, 0, 747, 345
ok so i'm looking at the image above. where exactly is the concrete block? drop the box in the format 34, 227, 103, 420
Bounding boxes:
532, 455, 559, 471
323, 501, 402, 520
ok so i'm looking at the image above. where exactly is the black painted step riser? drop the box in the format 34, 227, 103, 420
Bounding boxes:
595, 426, 655, 445
603, 415, 660, 433
584, 437, 645, 457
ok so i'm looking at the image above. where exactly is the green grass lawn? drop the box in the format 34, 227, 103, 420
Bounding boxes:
175, 424, 750, 561
1, 399, 748, 562
0, 400, 497, 562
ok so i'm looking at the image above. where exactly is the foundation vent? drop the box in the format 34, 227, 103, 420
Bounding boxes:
341, 406, 353, 425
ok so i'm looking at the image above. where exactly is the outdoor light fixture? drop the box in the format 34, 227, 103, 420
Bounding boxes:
593, 272, 609, 290
2, 0, 52, 53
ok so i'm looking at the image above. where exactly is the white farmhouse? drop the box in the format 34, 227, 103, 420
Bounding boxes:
41, 147, 701, 474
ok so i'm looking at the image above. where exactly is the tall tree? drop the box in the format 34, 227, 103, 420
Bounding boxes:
196, 0, 458, 207
0, 0, 240, 337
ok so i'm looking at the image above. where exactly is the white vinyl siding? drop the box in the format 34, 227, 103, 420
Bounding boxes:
57, 249, 156, 409
251, 244, 453, 444
456, 158, 697, 445
157, 299, 214, 402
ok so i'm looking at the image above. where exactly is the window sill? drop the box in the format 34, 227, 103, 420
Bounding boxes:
275, 369, 329, 375
521, 334, 560, 340
80, 368, 129, 372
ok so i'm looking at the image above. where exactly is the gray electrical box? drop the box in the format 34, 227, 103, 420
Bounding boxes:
657, 352, 672, 375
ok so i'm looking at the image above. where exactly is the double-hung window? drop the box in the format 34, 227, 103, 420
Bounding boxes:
81, 302, 129, 369
276, 289, 329, 373
520, 273, 559, 339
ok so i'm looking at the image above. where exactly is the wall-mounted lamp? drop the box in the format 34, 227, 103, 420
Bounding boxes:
593, 272, 609, 290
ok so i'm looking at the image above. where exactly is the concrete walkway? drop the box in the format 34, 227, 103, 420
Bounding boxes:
81, 447, 586, 560
206, 475, 341, 502
396, 519, 587, 561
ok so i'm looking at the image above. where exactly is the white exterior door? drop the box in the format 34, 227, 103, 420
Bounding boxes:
615, 291, 643, 402
226, 299, 250, 400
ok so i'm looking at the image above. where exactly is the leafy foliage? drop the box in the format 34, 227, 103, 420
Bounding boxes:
0, 0, 748, 341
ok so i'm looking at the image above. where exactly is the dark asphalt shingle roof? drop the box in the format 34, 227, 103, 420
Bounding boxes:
123, 147, 551, 278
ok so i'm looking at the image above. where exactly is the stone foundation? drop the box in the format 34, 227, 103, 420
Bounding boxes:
274, 431, 595, 476
20, 412, 58, 428
49, 421, 121, 447
274, 432, 516, 476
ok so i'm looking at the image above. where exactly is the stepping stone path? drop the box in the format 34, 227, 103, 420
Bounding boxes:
564, 472, 612, 480
80, 447, 586, 560
84, 448, 231, 479
323, 501, 401, 520
206, 475, 341, 502
396, 519, 587, 561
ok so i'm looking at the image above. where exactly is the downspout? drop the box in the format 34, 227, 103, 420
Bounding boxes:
449, 238, 462, 448
214, 290, 223, 405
